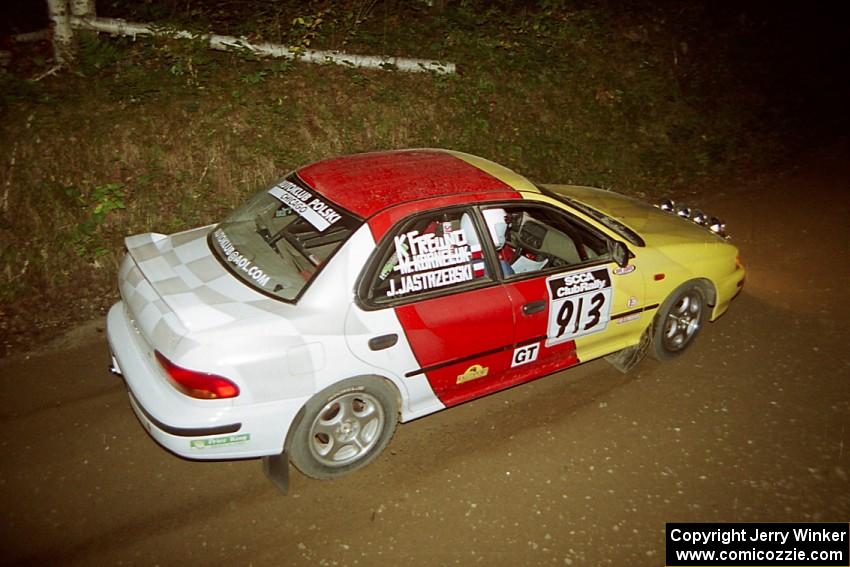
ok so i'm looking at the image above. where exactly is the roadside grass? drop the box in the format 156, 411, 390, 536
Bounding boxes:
0, 2, 779, 355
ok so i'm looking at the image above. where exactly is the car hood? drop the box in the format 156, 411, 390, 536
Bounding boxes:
123, 226, 285, 335
541, 184, 724, 247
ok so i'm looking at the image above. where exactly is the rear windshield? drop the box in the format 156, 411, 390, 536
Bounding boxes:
210, 175, 362, 301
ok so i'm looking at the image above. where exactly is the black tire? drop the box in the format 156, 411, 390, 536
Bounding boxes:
650, 282, 708, 361
288, 377, 399, 480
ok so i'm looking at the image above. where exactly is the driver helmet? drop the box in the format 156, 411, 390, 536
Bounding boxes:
483, 208, 508, 249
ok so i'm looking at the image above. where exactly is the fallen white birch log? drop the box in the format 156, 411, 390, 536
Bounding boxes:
70, 16, 456, 74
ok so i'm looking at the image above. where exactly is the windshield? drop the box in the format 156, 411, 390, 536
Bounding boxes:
210, 175, 362, 301
538, 185, 645, 247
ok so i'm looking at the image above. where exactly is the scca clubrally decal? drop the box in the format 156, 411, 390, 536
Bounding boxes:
546, 267, 612, 346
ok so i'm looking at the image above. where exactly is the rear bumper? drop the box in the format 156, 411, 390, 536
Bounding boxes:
106, 302, 306, 460
128, 389, 242, 437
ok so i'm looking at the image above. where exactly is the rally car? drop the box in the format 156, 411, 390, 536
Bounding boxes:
107, 149, 744, 487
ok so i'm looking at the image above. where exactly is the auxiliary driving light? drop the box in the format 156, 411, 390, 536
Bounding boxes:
658, 198, 729, 237
708, 217, 726, 237
692, 210, 708, 225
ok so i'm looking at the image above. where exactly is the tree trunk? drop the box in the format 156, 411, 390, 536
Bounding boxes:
71, 0, 95, 17
47, 0, 74, 64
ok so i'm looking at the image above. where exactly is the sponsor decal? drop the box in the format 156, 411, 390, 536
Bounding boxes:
395, 229, 471, 274
456, 364, 489, 384
617, 313, 641, 324
268, 179, 342, 232
545, 267, 613, 346
385, 227, 475, 297
613, 264, 636, 275
627, 296, 638, 307
213, 229, 271, 287
190, 433, 251, 449
387, 264, 473, 297
511, 343, 540, 367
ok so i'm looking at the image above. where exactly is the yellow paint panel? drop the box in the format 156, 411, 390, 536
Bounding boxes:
447, 150, 540, 193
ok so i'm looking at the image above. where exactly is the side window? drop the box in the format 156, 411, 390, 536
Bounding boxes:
369, 209, 491, 303
482, 205, 610, 277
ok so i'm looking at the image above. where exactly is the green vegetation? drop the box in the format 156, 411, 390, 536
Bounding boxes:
0, 1, 787, 353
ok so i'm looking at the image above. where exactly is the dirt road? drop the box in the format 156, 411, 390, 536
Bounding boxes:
2, 144, 848, 566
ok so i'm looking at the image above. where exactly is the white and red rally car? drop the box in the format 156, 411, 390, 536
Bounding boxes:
107, 149, 744, 485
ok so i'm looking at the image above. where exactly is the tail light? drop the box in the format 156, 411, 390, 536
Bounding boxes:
155, 351, 240, 399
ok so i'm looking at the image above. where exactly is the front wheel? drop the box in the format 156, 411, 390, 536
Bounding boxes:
288, 377, 399, 480
650, 283, 707, 361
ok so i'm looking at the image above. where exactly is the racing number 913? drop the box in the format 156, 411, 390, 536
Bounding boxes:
556, 292, 606, 337
546, 268, 613, 346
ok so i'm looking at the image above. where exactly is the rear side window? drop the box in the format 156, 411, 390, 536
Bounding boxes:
367, 208, 492, 305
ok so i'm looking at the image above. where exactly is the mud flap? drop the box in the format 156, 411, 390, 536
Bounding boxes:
262, 451, 290, 493
604, 327, 651, 373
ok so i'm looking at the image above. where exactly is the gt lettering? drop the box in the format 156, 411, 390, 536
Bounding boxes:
511, 343, 540, 367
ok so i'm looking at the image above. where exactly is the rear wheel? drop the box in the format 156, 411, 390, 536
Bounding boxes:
289, 377, 399, 480
651, 283, 707, 361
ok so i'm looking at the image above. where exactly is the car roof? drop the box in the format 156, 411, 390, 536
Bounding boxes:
296, 149, 536, 219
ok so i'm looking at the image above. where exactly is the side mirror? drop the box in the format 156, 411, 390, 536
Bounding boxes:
610, 240, 629, 268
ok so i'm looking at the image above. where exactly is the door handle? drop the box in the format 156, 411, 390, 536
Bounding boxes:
522, 300, 546, 315
369, 334, 398, 351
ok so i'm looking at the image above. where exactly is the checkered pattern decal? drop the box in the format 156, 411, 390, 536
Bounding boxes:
120, 227, 286, 352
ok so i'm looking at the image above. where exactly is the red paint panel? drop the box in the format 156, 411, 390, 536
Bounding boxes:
298, 150, 514, 219
395, 285, 515, 406
424, 350, 515, 407
504, 276, 580, 372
